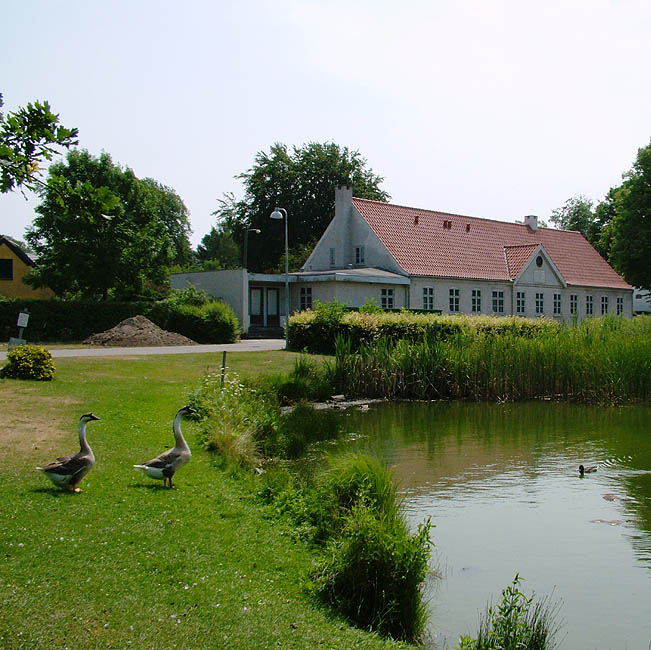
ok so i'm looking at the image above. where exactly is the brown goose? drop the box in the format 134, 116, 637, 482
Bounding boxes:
36, 413, 100, 492
133, 406, 195, 488
579, 464, 598, 476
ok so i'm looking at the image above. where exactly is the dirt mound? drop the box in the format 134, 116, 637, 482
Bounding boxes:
82, 315, 197, 347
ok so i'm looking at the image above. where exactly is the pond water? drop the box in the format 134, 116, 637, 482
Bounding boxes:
323, 401, 651, 650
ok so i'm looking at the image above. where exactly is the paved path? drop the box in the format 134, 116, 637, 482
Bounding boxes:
0, 339, 285, 361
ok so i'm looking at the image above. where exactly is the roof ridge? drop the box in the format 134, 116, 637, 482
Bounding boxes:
352, 196, 543, 228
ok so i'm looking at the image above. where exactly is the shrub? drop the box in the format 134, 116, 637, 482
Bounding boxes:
190, 372, 278, 468
312, 501, 432, 642
456, 574, 561, 650
262, 353, 336, 405
1, 345, 55, 381
310, 453, 402, 541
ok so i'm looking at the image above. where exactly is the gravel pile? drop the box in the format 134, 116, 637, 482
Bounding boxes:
82, 315, 197, 347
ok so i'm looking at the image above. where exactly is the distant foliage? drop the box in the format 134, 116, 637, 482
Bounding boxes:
1, 345, 55, 381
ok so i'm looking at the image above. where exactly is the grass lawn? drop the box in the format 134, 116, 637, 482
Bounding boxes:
1, 351, 411, 650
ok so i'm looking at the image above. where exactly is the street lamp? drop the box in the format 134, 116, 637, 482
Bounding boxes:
270, 207, 289, 350
242, 227, 261, 269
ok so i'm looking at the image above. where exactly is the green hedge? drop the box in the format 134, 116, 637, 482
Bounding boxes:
0, 298, 240, 344
289, 307, 561, 354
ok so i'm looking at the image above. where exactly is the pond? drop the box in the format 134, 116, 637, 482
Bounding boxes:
323, 401, 651, 650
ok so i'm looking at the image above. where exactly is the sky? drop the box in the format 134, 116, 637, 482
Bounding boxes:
2, 0, 650, 248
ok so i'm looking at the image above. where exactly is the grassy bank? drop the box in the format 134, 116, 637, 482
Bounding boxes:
0, 351, 412, 650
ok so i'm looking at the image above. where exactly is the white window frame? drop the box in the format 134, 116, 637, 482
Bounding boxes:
423, 286, 434, 311
586, 295, 593, 316
553, 293, 562, 315
616, 296, 623, 315
601, 296, 609, 315
535, 292, 544, 314
516, 291, 525, 314
472, 289, 481, 313
329, 248, 335, 267
570, 294, 578, 314
449, 288, 460, 313
355, 246, 365, 265
381, 288, 394, 310
492, 290, 504, 314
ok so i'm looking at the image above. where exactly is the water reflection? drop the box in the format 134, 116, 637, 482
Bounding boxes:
324, 401, 651, 649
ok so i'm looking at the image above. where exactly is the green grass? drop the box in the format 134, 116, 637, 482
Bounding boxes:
0, 351, 409, 650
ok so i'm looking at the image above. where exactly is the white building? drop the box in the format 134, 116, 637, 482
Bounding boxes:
172, 187, 633, 333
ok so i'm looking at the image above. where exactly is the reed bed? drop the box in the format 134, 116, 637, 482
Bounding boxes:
335, 316, 651, 404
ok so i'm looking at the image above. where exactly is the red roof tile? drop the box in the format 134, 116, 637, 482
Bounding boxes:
352, 198, 631, 290
504, 244, 540, 280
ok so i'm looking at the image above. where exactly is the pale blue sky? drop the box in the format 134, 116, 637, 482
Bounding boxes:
2, 0, 650, 247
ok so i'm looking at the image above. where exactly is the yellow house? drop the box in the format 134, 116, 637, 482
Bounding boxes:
0, 236, 55, 299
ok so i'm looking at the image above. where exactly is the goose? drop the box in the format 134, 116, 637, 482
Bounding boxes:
36, 413, 100, 492
133, 406, 195, 488
579, 464, 598, 476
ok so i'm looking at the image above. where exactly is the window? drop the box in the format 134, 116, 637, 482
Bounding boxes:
381, 288, 394, 309
0, 259, 13, 280
423, 287, 434, 310
617, 296, 624, 315
300, 287, 312, 311
553, 293, 561, 315
586, 295, 593, 316
492, 290, 504, 313
570, 294, 578, 315
329, 248, 335, 267
601, 296, 609, 315
355, 246, 365, 265
449, 288, 459, 313
516, 291, 526, 314
472, 289, 481, 313
535, 292, 544, 314
536, 255, 543, 268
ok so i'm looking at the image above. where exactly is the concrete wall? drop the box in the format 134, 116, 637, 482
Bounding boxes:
170, 269, 248, 330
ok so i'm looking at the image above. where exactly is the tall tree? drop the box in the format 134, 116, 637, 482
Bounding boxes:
196, 223, 240, 269
549, 195, 602, 245
141, 177, 193, 267
608, 141, 651, 288
25, 149, 191, 300
215, 142, 389, 272
0, 93, 77, 193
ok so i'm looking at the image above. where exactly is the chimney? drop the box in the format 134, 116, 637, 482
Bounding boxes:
524, 215, 538, 231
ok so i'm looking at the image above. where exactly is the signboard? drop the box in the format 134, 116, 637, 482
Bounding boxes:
17, 312, 29, 328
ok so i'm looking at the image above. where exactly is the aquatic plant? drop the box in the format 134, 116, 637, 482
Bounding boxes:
456, 574, 562, 650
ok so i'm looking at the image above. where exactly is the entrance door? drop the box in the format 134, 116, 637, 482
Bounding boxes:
267, 288, 280, 326
250, 287, 263, 326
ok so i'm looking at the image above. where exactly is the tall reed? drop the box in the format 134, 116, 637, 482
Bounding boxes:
335, 316, 651, 404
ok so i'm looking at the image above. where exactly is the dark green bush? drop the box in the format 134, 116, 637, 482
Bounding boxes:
312, 501, 432, 642
1, 345, 55, 381
0, 297, 240, 344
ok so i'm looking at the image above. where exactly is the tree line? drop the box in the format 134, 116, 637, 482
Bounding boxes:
2, 91, 649, 300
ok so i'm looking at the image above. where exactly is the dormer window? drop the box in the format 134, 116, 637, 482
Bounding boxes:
355, 246, 365, 265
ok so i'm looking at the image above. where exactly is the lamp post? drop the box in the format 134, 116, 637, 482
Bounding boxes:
270, 207, 289, 350
242, 227, 261, 269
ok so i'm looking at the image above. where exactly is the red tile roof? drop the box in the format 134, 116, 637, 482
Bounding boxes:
504, 244, 540, 280
352, 198, 631, 289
